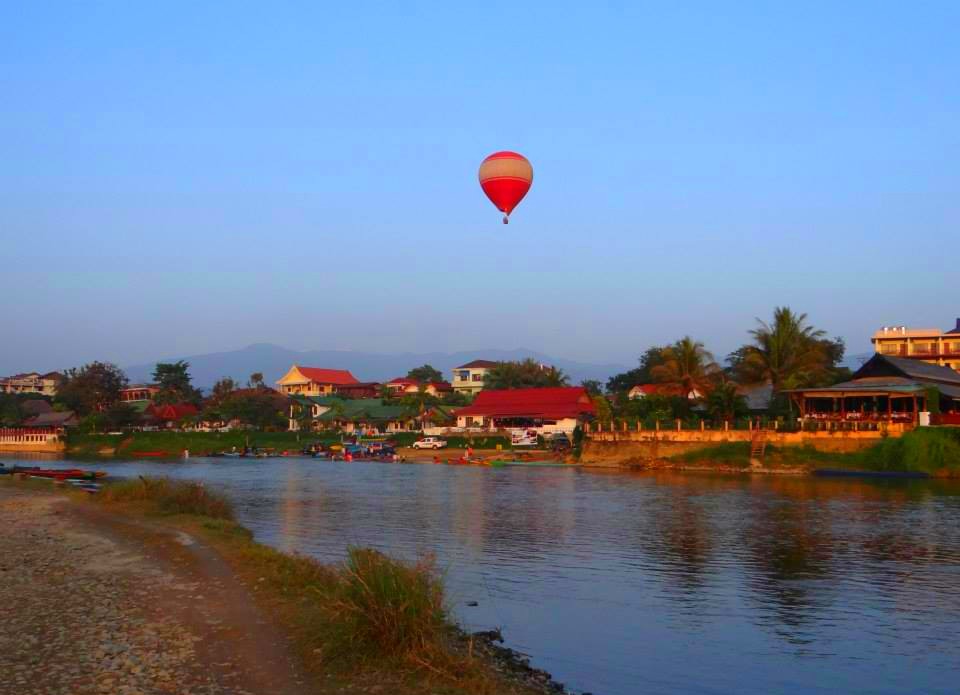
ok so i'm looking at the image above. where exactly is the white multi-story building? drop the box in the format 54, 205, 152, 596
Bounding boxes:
450, 360, 498, 396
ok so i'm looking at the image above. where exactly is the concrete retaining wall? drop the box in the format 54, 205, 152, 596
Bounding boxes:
580, 429, 889, 467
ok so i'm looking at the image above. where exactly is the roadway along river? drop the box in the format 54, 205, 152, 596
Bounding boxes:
9, 456, 960, 695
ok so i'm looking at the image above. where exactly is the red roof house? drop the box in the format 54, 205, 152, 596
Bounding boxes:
145, 403, 199, 425
385, 378, 452, 397
275, 365, 361, 396
453, 387, 595, 431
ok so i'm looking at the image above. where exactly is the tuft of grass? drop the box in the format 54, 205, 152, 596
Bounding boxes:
98, 477, 234, 519
222, 535, 498, 689
325, 548, 449, 664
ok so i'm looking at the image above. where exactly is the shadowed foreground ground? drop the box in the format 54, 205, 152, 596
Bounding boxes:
0, 486, 313, 695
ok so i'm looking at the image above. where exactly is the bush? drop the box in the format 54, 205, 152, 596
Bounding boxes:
98, 477, 234, 519
859, 428, 960, 474
323, 548, 448, 662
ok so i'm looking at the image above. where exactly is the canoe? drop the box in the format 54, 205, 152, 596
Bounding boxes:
487, 460, 574, 468
130, 451, 168, 457
20, 468, 105, 480
813, 469, 929, 479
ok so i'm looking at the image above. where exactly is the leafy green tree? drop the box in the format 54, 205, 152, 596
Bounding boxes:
581, 380, 603, 396
483, 359, 569, 389
79, 412, 108, 433
210, 377, 237, 405
592, 395, 613, 425
104, 402, 140, 430
705, 382, 749, 422
606, 346, 668, 393
406, 364, 444, 383
56, 361, 128, 415
153, 361, 202, 405
220, 390, 287, 430
440, 390, 469, 406
651, 337, 718, 400
294, 402, 315, 432
734, 307, 829, 394
0, 394, 23, 426
613, 392, 686, 423
399, 386, 440, 418
249, 372, 265, 389
201, 405, 224, 426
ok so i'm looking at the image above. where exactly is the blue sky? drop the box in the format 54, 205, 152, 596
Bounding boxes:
2, 1, 957, 374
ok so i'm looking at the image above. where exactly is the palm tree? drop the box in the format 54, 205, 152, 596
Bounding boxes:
651, 337, 719, 400
742, 307, 827, 394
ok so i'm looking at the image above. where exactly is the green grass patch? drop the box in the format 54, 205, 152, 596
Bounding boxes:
67, 430, 335, 457
672, 442, 753, 467
858, 428, 960, 474
97, 477, 235, 519
670, 442, 856, 469
668, 429, 960, 475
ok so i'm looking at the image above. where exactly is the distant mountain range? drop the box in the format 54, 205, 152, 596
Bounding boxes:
124, 343, 631, 390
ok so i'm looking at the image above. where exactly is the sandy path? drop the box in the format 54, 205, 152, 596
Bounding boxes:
0, 487, 314, 695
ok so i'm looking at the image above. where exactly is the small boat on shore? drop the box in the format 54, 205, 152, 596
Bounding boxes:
13, 467, 107, 480
813, 468, 929, 479
487, 460, 573, 468
130, 451, 168, 457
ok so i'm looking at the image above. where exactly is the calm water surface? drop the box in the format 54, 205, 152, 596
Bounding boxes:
8, 456, 960, 695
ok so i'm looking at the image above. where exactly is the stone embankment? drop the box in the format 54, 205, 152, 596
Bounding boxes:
0, 487, 311, 695
579, 430, 887, 468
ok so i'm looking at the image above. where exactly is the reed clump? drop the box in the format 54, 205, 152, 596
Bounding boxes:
98, 476, 234, 520
323, 547, 449, 663
859, 428, 960, 474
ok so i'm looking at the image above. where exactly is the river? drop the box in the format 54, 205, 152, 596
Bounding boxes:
6, 455, 960, 695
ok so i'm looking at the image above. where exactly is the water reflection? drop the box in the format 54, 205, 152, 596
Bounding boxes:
7, 455, 960, 695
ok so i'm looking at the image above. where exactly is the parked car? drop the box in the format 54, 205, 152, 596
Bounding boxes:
550, 432, 572, 452
412, 436, 447, 450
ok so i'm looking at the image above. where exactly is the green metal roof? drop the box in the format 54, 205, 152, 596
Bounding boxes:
314, 398, 411, 422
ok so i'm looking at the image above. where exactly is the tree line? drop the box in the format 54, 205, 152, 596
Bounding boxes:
0, 360, 289, 432
596, 307, 852, 424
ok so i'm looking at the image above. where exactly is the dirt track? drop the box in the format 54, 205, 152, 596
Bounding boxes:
0, 486, 313, 695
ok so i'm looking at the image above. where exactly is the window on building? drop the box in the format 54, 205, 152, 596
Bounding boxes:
472, 374, 483, 382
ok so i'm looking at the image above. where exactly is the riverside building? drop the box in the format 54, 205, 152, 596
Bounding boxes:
872, 319, 960, 372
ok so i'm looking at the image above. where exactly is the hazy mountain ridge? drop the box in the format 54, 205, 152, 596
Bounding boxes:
124, 343, 630, 390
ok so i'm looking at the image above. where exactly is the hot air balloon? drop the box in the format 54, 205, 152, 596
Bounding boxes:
478, 151, 533, 224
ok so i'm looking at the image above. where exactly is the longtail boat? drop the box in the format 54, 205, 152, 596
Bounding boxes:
16, 467, 106, 480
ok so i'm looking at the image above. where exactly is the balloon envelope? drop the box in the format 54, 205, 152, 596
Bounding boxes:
478, 151, 533, 221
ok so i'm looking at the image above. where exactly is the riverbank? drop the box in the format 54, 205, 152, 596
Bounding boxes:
65, 431, 524, 459
0, 479, 564, 695
66, 431, 313, 458
0, 484, 313, 695
582, 428, 960, 477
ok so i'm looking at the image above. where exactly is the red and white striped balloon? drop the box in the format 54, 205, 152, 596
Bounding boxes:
478, 151, 533, 224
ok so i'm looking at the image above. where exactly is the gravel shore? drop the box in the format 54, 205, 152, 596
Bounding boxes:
0, 486, 310, 695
